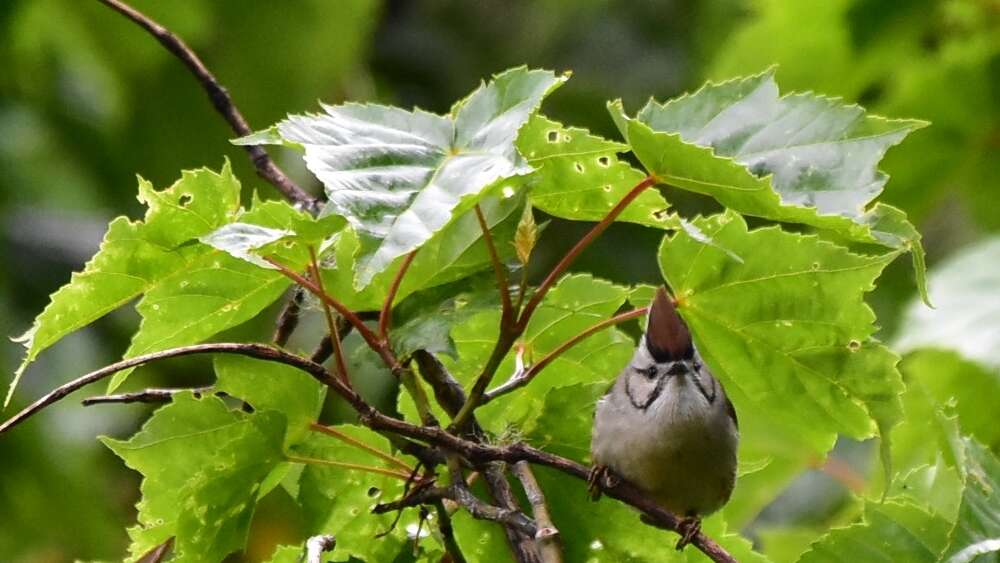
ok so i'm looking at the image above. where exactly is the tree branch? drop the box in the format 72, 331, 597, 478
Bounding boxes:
483, 463, 542, 563
483, 307, 648, 404
286, 454, 418, 482
380, 250, 418, 340
0, 342, 359, 435
516, 176, 657, 329
308, 248, 352, 386
81, 386, 213, 406
475, 204, 514, 327
513, 461, 562, 563
272, 288, 304, 346
432, 500, 468, 563
310, 422, 414, 473
96, 0, 317, 209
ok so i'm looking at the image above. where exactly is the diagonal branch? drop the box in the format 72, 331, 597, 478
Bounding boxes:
96, 0, 317, 209
513, 461, 562, 563
483, 307, 648, 404
516, 175, 657, 329
380, 250, 418, 340
310, 422, 414, 473
308, 248, 352, 386
0, 342, 359, 435
264, 256, 382, 351
475, 204, 514, 326
272, 288, 305, 346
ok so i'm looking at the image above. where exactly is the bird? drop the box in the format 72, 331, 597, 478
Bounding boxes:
590, 286, 739, 549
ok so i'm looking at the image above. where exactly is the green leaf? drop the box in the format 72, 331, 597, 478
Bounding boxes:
896, 236, 1000, 372
200, 197, 347, 269
942, 439, 1000, 563
213, 355, 326, 448
515, 114, 673, 226
262, 544, 302, 563
8, 164, 241, 405
101, 393, 285, 562
796, 500, 951, 563
293, 427, 421, 561
525, 382, 606, 463
659, 211, 901, 454
610, 71, 926, 250
447, 274, 634, 431
902, 350, 1000, 454
319, 191, 522, 312
248, 67, 567, 286
200, 222, 294, 268
108, 198, 347, 391
391, 275, 500, 359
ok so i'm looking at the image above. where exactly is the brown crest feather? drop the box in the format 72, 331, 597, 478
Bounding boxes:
645, 287, 693, 362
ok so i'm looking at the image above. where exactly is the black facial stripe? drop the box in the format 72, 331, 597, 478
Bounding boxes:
691, 370, 716, 404
625, 369, 668, 411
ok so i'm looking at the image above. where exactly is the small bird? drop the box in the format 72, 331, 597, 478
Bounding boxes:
590, 287, 739, 549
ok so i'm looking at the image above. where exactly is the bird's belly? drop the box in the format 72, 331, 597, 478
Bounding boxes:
634, 438, 734, 516
593, 402, 737, 516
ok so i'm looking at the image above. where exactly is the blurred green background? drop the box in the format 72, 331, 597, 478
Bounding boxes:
0, 0, 996, 561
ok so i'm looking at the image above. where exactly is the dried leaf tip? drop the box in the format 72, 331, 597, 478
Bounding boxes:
645, 287, 693, 362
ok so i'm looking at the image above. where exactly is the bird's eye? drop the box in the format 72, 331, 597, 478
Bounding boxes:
643, 366, 659, 379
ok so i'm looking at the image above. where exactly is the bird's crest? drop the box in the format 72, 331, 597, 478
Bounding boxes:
645, 287, 693, 362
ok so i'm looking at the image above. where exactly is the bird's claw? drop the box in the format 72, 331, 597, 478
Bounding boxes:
587, 465, 620, 501
674, 516, 701, 551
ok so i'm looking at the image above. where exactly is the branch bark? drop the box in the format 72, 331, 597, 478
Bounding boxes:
513, 461, 563, 563
97, 0, 318, 209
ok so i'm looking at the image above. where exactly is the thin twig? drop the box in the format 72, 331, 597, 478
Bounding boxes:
310, 422, 414, 472
308, 248, 351, 386
483, 307, 648, 403
453, 477, 539, 539
517, 176, 657, 329
433, 500, 468, 563
264, 256, 381, 351
484, 463, 541, 563
96, 0, 317, 208
513, 461, 562, 563
0, 342, 359, 435
286, 455, 417, 482
272, 288, 304, 346
380, 251, 418, 340
82, 386, 213, 406
475, 204, 514, 326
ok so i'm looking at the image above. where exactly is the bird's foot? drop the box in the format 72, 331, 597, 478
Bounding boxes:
674, 515, 701, 551
587, 465, 620, 500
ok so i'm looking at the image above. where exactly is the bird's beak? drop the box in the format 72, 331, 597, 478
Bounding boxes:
645, 287, 693, 362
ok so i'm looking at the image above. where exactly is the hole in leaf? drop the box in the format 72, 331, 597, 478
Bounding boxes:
848, 340, 861, 352
597, 156, 610, 167
574, 162, 585, 173
603, 185, 612, 192
367, 486, 381, 497
179, 193, 193, 206
546, 130, 559, 143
